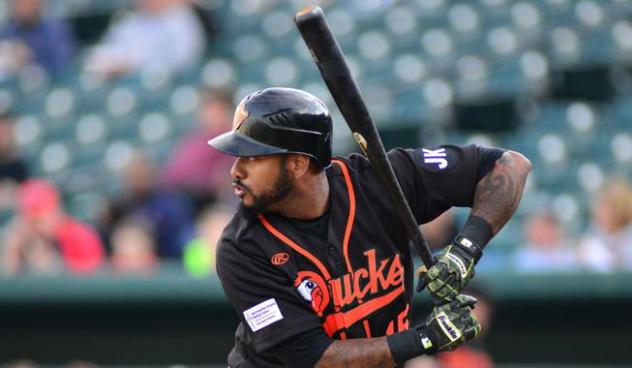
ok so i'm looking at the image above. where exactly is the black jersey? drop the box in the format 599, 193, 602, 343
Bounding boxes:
217, 145, 487, 367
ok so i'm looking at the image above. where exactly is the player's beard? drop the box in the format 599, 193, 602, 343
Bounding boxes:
239, 157, 293, 218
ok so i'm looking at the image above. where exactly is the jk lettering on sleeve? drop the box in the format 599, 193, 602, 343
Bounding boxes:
417, 146, 459, 172
243, 298, 284, 332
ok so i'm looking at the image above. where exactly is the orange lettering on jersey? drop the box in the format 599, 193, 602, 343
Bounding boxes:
293, 249, 406, 337
386, 320, 395, 336
397, 304, 410, 331
315, 250, 406, 337
322, 284, 404, 336
330, 250, 403, 309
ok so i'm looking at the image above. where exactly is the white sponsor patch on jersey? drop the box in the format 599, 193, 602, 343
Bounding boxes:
243, 298, 284, 332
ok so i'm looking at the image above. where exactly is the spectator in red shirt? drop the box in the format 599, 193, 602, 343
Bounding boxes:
1, 179, 104, 275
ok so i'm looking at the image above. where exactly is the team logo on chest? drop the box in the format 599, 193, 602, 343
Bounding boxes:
295, 271, 329, 316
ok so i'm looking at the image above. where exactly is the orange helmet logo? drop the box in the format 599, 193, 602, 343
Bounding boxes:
233, 100, 249, 130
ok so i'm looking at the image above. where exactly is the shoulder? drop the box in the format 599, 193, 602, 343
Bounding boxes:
216, 211, 268, 269
328, 153, 370, 175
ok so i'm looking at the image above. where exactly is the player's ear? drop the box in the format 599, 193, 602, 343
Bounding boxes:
286, 154, 310, 178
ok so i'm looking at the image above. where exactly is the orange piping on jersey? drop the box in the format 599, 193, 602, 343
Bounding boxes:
331, 159, 356, 274
363, 320, 372, 338
322, 284, 405, 337
259, 215, 332, 280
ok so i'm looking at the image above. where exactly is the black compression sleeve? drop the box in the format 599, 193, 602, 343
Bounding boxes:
476, 146, 505, 181
273, 328, 334, 368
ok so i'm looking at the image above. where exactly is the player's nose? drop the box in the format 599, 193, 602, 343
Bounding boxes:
230, 157, 246, 179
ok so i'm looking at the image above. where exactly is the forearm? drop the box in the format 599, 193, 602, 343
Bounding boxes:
315, 337, 396, 368
470, 150, 531, 234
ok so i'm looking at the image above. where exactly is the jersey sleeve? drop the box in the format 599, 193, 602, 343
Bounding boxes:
388, 144, 486, 224
272, 327, 334, 367
216, 238, 325, 354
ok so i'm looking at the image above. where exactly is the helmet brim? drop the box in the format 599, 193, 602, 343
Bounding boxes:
208, 131, 288, 157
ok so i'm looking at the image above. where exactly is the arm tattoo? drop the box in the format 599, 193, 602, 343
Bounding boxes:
316, 338, 396, 368
471, 151, 531, 234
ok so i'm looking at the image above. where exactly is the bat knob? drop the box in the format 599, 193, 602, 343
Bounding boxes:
295, 5, 323, 23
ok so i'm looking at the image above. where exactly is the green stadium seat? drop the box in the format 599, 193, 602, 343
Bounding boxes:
38, 141, 72, 175
232, 34, 267, 64
201, 58, 236, 89
14, 115, 43, 156
392, 54, 427, 85
264, 57, 299, 86
138, 112, 172, 146
103, 139, 134, 173
105, 86, 139, 118
75, 114, 108, 147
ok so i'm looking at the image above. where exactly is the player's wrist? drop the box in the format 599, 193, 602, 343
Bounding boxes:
386, 328, 426, 365
458, 215, 493, 259
451, 235, 482, 264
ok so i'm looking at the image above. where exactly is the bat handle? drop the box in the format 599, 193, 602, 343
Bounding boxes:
416, 271, 427, 292
411, 231, 435, 292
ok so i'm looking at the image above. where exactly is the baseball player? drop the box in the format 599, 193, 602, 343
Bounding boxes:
208, 87, 531, 367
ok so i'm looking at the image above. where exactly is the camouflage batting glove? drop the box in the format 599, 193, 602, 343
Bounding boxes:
420, 236, 482, 305
386, 294, 481, 364
419, 294, 481, 354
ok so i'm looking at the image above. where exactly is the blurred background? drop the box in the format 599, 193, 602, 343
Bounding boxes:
0, 0, 631, 366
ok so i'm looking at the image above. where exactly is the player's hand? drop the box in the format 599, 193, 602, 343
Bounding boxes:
419, 236, 482, 305
386, 294, 480, 364
417, 294, 481, 354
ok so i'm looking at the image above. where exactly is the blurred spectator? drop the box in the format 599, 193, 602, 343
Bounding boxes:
84, 0, 205, 78
512, 211, 578, 272
578, 178, 632, 271
404, 356, 441, 368
0, 0, 75, 76
161, 88, 235, 212
97, 151, 195, 259
3, 360, 39, 368
1, 179, 104, 275
183, 204, 233, 276
110, 216, 158, 274
0, 112, 29, 214
437, 284, 495, 368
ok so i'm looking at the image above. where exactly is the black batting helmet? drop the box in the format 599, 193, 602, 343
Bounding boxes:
207, 87, 332, 168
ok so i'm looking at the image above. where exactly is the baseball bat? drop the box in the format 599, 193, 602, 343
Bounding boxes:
294, 6, 436, 286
